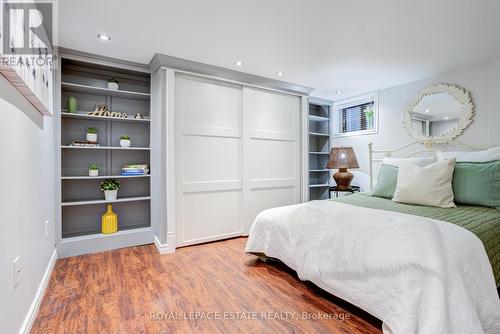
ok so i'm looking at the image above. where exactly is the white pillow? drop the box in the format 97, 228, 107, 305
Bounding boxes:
436, 146, 500, 162
383, 156, 436, 168
392, 159, 456, 208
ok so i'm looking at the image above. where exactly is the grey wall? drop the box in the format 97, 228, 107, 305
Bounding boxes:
0, 74, 55, 333
333, 56, 500, 187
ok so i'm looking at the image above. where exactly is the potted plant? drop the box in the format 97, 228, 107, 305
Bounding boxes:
86, 127, 98, 142
100, 179, 120, 201
88, 163, 99, 177
364, 105, 375, 129
120, 135, 131, 148
107, 78, 119, 90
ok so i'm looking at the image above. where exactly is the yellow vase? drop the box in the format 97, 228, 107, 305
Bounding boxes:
102, 204, 118, 234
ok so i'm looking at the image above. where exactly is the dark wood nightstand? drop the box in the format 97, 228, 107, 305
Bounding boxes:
329, 185, 360, 198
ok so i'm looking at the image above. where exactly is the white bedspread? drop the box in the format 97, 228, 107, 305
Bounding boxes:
245, 200, 500, 334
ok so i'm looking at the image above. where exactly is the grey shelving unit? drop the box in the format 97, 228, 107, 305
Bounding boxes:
58, 58, 153, 251
308, 99, 332, 200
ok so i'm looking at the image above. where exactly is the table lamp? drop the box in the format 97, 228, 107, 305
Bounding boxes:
326, 147, 359, 190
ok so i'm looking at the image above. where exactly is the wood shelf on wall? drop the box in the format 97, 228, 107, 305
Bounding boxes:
61, 145, 150, 150
309, 184, 330, 188
308, 115, 329, 122
61, 175, 150, 180
61, 111, 150, 123
61, 82, 150, 100
309, 132, 330, 137
61, 196, 151, 207
62, 226, 152, 240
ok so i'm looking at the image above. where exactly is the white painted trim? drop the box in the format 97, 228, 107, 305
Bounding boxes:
165, 69, 177, 250
301, 96, 309, 202
164, 67, 308, 98
154, 234, 176, 254
177, 232, 243, 248
19, 249, 57, 334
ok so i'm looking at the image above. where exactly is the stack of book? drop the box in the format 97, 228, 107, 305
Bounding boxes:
70, 140, 100, 147
121, 164, 149, 176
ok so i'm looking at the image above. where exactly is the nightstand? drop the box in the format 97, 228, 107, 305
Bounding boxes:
329, 185, 360, 198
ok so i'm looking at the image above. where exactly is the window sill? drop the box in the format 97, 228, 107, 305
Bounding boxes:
333, 129, 378, 138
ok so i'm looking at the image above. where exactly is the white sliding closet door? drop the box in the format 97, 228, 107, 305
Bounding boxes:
242, 88, 301, 234
175, 75, 302, 246
175, 74, 243, 247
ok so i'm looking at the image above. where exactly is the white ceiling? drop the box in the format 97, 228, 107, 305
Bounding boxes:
57, 0, 500, 100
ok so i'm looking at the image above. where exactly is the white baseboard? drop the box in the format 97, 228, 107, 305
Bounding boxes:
19, 249, 57, 334
154, 233, 176, 254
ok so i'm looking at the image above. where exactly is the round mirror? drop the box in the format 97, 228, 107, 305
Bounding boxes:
402, 83, 474, 144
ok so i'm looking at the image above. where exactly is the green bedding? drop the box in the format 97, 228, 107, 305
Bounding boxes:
331, 193, 500, 287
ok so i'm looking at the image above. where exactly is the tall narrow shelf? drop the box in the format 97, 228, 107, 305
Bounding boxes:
308, 99, 332, 200
58, 57, 153, 256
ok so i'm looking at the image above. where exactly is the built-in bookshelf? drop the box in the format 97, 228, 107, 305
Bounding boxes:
308, 99, 332, 200
58, 57, 152, 255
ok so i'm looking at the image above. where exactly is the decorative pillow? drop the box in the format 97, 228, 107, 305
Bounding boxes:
383, 156, 435, 168
393, 159, 456, 208
371, 164, 398, 198
453, 160, 500, 208
437, 146, 500, 162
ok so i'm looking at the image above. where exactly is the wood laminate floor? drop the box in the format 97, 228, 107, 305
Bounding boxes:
32, 238, 383, 334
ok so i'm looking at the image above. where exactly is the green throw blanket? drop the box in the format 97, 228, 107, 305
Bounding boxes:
331, 193, 500, 287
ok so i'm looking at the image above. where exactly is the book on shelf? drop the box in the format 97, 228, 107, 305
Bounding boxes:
121, 164, 149, 176
121, 171, 146, 176
70, 140, 100, 147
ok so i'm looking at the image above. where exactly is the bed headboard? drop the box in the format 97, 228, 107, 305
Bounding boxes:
367, 140, 486, 191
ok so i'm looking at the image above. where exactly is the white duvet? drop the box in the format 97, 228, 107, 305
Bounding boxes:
245, 200, 500, 334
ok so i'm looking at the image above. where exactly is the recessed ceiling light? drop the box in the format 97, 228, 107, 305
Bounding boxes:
425, 109, 430, 113
276, 71, 285, 77
336, 91, 343, 95
97, 34, 111, 41
235, 60, 243, 67
444, 116, 449, 120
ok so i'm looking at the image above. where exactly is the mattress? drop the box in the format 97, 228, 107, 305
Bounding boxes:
332, 193, 500, 287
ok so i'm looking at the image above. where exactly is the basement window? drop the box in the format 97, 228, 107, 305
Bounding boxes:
334, 93, 378, 137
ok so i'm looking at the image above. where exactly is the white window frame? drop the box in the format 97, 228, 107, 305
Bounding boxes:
332, 92, 379, 137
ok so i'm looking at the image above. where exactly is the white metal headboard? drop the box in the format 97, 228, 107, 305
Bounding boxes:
368, 140, 486, 191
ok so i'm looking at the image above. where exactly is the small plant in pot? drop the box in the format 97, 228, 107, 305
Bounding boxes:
86, 127, 98, 143
88, 163, 99, 177
107, 78, 119, 90
120, 135, 131, 148
100, 179, 120, 201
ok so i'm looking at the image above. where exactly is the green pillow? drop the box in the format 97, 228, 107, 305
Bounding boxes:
453, 160, 500, 208
371, 164, 398, 199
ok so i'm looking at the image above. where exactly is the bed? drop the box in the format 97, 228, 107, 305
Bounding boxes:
245, 143, 500, 334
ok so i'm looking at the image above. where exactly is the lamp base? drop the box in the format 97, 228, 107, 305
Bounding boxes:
333, 168, 353, 191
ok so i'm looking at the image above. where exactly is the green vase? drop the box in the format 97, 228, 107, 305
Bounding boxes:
67, 96, 77, 113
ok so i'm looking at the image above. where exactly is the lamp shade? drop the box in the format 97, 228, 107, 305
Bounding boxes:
326, 147, 359, 169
